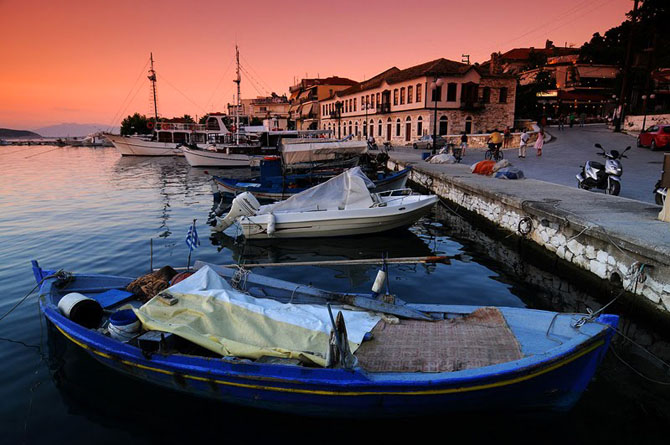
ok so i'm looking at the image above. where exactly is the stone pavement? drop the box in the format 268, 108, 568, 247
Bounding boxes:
395, 125, 666, 203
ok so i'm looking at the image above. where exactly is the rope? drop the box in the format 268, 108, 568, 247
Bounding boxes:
0, 270, 67, 324
230, 265, 250, 290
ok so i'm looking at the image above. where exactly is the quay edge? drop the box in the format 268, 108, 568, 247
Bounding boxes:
387, 151, 670, 319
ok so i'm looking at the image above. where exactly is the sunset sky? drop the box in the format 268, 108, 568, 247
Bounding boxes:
0, 0, 633, 130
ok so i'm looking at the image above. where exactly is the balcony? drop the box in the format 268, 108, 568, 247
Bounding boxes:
460, 101, 484, 112
378, 103, 391, 113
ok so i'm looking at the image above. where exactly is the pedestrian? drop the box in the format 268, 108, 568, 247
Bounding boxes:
503, 126, 511, 148
569, 112, 575, 128
579, 112, 586, 127
535, 128, 544, 156
558, 114, 565, 131
519, 128, 529, 158
460, 131, 468, 156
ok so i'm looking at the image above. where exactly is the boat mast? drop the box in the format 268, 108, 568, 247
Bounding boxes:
234, 45, 241, 145
148, 53, 159, 123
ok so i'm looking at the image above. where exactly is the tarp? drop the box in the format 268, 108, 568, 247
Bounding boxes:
494, 167, 525, 179
257, 167, 375, 215
281, 140, 367, 164
134, 266, 381, 367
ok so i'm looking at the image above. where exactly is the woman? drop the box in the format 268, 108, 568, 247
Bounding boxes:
534, 128, 544, 156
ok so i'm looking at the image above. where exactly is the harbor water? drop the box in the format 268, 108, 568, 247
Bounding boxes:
1, 145, 669, 443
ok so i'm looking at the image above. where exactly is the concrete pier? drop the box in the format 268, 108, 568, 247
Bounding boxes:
388, 148, 670, 317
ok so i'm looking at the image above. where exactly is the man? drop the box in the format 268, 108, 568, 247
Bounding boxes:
519, 129, 529, 158
460, 131, 468, 156
487, 129, 503, 159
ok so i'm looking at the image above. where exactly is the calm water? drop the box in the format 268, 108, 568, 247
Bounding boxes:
0, 145, 668, 444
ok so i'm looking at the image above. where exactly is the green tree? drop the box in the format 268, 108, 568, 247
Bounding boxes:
120, 113, 151, 135
515, 70, 556, 120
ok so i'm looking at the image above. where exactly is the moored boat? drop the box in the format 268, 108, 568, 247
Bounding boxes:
33, 260, 618, 417
214, 167, 437, 239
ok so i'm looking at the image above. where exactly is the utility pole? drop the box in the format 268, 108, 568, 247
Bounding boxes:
234, 45, 241, 145
615, 0, 639, 132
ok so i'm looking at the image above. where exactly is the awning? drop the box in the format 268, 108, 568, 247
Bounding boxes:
300, 103, 315, 117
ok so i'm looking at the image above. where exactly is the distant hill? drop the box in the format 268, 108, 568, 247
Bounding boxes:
33, 123, 118, 137
0, 128, 42, 139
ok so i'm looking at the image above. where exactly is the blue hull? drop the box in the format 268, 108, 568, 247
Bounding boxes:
43, 304, 616, 417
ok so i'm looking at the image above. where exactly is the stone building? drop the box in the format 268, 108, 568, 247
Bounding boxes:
319, 58, 516, 144
288, 77, 358, 130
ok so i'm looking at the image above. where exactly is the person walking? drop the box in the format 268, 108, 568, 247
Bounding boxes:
519, 129, 529, 158
503, 126, 511, 148
534, 128, 545, 156
460, 131, 468, 156
558, 114, 565, 131
569, 112, 575, 128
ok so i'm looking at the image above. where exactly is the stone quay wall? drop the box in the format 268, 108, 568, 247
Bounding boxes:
388, 157, 670, 318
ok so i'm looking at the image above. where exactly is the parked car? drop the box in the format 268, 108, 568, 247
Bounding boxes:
412, 135, 446, 150
637, 125, 670, 150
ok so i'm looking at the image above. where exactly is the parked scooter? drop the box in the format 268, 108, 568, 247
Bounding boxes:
654, 180, 667, 206
576, 143, 630, 196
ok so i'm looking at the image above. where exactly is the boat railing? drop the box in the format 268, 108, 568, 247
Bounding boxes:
156, 122, 207, 132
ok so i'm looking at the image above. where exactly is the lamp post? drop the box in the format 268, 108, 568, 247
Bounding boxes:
363, 100, 370, 139
334, 101, 343, 139
430, 77, 444, 155
641, 93, 655, 132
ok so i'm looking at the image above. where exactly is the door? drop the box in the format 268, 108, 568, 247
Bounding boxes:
405, 122, 411, 141
386, 123, 392, 141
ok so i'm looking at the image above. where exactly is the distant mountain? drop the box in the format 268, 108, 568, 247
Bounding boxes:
0, 128, 42, 139
33, 123, 118, 137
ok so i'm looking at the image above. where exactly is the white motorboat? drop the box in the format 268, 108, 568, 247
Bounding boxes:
180, 142, 271, 168
214, 167, 437, 239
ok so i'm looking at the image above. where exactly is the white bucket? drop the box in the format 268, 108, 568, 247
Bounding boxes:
108, 321, 140, 342
58, 292, 103, 328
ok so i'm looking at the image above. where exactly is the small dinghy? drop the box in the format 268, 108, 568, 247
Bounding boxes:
213, 167, 437, 239
33, 260, 618, 417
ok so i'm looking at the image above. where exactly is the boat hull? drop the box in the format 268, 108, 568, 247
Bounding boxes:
44, 305, 616, 417
239, 195, 438, 239
181, 146, 254, 168
104, 134, 185, 157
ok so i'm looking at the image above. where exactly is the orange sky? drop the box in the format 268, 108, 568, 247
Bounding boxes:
0, 0, 632, 129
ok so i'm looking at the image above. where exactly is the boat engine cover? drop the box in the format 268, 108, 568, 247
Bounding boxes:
214, 192, 261, 232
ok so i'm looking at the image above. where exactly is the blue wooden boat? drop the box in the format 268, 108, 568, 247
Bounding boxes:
33, 260, 618, 417
213, 166, 412, 201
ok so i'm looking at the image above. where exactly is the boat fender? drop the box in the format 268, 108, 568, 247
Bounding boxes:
58, 292, 103, 329
371, 270, 387, 294
214, 192, 261, 232
267, 213, 276, 236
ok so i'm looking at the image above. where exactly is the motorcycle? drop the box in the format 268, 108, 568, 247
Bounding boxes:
654, 180, 667, 206
576, 143, 630, 196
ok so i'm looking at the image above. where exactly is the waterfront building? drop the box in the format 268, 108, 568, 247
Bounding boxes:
289, 77, 358, 131
227, 93, 290, 125
319, 59, 516, 143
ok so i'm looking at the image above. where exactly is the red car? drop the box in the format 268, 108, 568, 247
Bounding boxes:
637, 124, 670, 150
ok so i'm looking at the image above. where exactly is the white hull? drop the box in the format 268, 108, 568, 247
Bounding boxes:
181, 145, 254, 168
105, 134, 185, 157
238, 195, 437, 239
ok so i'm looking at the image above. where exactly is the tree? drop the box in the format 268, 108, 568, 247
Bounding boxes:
120, 113, 151, 135
180, 114, 195, 123
515, 70, 556, 120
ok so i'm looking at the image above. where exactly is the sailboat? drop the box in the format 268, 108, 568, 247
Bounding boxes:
105, 54, 228, 157
181, 46, 275, 167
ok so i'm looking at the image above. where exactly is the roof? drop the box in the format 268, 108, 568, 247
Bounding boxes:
326, 58, 478, 100
499, 46, 578, 61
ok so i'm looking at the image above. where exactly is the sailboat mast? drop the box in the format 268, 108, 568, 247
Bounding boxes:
234, 45, 241, 145
148, 53, 159, 123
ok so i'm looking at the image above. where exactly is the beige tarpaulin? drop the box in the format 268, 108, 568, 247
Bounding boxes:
281, 140, 367, 164
134, 266, 381, 366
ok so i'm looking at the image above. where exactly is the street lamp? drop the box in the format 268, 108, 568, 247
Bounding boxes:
363, 100, 370, 139
430, 77, 444, 155
641, 93, 655, 132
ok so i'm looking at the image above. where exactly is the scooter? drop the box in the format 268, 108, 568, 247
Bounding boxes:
654, 180, 667, 206
576, 143, 630, 196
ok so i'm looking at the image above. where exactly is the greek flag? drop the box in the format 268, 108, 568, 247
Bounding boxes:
185, 222, 200, 251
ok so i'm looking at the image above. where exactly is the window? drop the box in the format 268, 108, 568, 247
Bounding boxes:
396, 118, 401, 136
408, 86, 413, 104
400, 87, 405, 105
431, 86, 442, 102
376, 93, 380, 107
416, 83, 422, 103
355, 121, 359, 135
447, 83, 457, 101
378, 119, 382, 136
465, 116, 473, 134
499, 87, 508, 103
417, 116, 423, 135
482, 87, 491, 104
393, 89, 398, 106
349, 121, 352, 135
354, 98, 357, 112
439, 116, 448, 135
345, 101, 348, 113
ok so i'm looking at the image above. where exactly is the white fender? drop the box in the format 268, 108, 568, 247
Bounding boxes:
267, 213, 276, 236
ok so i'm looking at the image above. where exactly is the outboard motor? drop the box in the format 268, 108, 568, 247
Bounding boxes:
654, 180, 667, 206
214, 192, 261, 232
